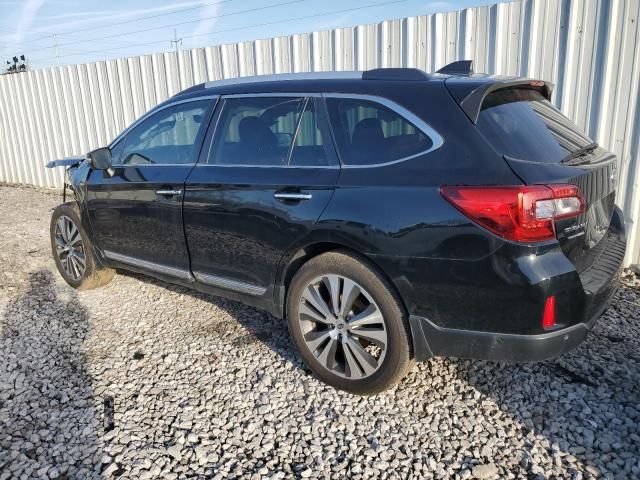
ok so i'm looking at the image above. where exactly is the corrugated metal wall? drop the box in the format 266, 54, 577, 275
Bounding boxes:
0, 0, 638, 265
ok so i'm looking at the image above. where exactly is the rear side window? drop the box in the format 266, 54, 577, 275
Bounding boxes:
119, 100, 211, 166
326, 97, 433, 166
209, 97, 304, 166
477, 88, 594, 163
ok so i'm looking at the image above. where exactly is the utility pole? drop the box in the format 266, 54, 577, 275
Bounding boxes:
170, 29, 182, 58
53, 34, 59, 66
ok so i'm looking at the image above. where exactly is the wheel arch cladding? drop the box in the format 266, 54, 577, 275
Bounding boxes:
275, 241, 410, 323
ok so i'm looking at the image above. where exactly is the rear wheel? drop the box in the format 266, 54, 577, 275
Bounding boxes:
287, 251, 413, 394
50, 203, 115, 290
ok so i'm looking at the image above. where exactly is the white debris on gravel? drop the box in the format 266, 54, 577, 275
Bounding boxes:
0, 185, 639, 480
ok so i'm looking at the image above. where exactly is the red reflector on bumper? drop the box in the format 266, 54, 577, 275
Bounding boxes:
542, 296, 557, 329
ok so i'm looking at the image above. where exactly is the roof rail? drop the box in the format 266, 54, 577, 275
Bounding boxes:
436, 60, 474, 76
201, 69, 431, 89
203, 71, 362, 88
362, 68, 430, 81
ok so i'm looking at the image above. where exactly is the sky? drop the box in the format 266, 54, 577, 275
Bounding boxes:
0, 0, 505, 71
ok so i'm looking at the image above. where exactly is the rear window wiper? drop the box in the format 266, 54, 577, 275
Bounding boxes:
560, 142, 598, 164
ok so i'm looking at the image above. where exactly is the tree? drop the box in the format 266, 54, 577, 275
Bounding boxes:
3, 55, 28, 75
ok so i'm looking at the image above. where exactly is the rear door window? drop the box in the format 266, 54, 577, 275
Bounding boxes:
476, 88, 595, 163
326, 97, 433, 166
289, 99, 337, 167
209, 96, 304, 166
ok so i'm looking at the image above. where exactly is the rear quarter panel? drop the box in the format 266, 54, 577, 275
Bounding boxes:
316, 181, 583, 334
306, 82, 582, 334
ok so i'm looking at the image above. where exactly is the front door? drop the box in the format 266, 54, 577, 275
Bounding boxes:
183, 95, 339, 297
86, 98, 215, 279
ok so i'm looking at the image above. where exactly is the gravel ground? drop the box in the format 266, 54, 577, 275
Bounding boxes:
0, 184, 639, 480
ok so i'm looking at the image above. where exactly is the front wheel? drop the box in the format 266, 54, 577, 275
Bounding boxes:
287, 251, 413, 395
50, 203, 115, 290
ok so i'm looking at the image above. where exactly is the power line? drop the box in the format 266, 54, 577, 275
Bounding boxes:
0, 25, 138, 51
3, 32, 132, 67
29, 0, 410, 65
0, 25, 65, 47
1, 0, 240, 50
69, 0, 238, 35
0, 28, 154, 51
35, 50, 125, 69
46, 37, 128, 65
40, 33, 146, 52
0, 29, 114, 51
23, 0, 307, 56
0, 30, 55, 50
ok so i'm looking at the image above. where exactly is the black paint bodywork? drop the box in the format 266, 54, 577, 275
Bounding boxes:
53, 72, 626, 362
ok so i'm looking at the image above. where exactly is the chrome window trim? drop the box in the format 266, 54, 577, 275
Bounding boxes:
193, 271, 266, 296
287, 97, 309, 166
322, 93, 444, 168
182, 91, 442, 170
222, 92, 321, 99
204, 72, 362, 89
194, 164, 339, 170
110, 164, 198, 168
104, 250, 193, 280
108, 95, 220, 149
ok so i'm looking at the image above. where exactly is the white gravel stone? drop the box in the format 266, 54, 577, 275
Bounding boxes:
0, 185, 639, 479
472, 463, 499, 479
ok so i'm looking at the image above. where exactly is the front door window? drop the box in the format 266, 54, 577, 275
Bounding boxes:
119, 100, 211, 166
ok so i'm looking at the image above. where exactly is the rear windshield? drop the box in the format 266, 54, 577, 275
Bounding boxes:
476, 88, 594, 163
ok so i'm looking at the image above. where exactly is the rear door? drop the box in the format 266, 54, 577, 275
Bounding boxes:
86, 98, 215, 278
475, 87, 622, 278
183, 95, 339, 297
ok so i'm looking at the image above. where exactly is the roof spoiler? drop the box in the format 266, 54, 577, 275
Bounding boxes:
436, 60, 473, 76
446, 78, 555, 124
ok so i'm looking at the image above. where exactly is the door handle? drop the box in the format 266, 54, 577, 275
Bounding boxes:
155, 189, 183, 196
274, 192, 313, 201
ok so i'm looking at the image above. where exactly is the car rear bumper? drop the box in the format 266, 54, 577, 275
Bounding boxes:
410, 296, 606, 362
410, 208, 625, 362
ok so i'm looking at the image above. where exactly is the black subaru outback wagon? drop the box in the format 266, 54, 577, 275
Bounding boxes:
48, 62, 626, 394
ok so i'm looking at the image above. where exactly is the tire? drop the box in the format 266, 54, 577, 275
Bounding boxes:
50, 203, 115, 290
287, 251, 413, 395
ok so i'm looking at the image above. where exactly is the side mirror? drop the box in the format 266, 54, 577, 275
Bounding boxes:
87, 147, 112, 170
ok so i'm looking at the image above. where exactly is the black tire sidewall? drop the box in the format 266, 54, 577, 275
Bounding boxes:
286, 252, 412, 394
50, 203, 96, 289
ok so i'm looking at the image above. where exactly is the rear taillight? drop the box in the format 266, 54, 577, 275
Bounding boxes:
440, 184, 584, 243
